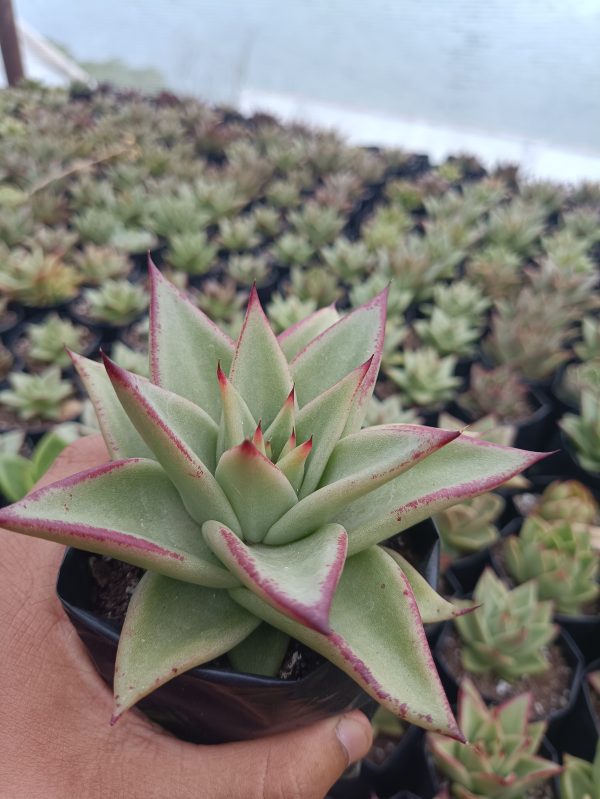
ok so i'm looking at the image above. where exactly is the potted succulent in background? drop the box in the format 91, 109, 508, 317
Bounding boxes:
427, 678, 562, 799
0, 261, 545, 746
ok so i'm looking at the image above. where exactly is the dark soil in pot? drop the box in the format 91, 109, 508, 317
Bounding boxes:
0, 399, 83, 438
0, 303, 24, 336
361, 725, 435, 799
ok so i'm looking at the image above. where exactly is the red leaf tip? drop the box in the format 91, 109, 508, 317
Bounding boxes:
216, 361, 228, 387
239, 438, 260, 457
286, 385, 296, 406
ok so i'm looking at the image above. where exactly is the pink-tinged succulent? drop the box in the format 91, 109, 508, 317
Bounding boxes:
428, 678, 562, 799
0, 260, 546, 739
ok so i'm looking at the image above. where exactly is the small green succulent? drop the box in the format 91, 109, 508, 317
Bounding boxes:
83, 279, 149, 326
455, 570, 557, 681
194, 278, 246, 326
218, 217, 261, 252
227, 254, 271, 287
73, 207, 120, 246
24, 314, 87, 368
561, 741, 600, 799
73, 245, 132, 285
288, 202, 345, 247
145, 190, 211, 236
575, 317, 600, 362
111, 342, 150, 378
350, 275, 414, 317
362, 205, 413, 252
0, 367, 77, 422
504, 517, 600, 616
110, 228, 157, 255
365, 395, 421, 426
414, 309, 480, 358
249, 206, 281, 238
428, 678, 561, 799
533, 480, 599, 525
289, 266, 341, 306
484, 200, 546, 257
0, 248, 81, 307
321, 238, 374, 282
167, 231, 218, 275
560, 389, 600, 474
423, 281, 490, 327
435, 493, 505, 557
465, 245, 522, 302
264, 178, 302, 210
0, 263, 543, 739
272, 233, 316, 267
388, 348, 460, 410
266, 294, 319, 334
559, 360, 600, 410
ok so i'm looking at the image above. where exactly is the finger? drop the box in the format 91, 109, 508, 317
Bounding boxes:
120, 709, 373, 799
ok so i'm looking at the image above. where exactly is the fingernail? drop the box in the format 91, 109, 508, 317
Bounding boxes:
335, 713, 371, 765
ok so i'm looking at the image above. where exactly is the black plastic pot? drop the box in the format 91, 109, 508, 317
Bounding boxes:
552, 658, 600, 761
360, 725, 436, 799
434, 623, 584, 748
57, 519, 441, 746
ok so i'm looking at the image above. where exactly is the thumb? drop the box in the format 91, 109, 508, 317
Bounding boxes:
136, 709, 373, 799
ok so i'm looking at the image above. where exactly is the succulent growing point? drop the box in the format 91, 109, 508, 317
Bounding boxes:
388, 348, 461, 410
454, 569, 557, 681
82, 279, 149, 326
24, 314, 86, 368
0, 367, 78, 422
561, 741, 600, 799
0, 262, 545, 738
434, 493, 505, 557
428, 678, 562, 799
503, 517, 600, 616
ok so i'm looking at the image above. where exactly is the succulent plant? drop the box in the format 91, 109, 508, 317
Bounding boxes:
423, 281, 490, 327
0, 262, 544, 737
435, 493, 505, 557
414, 309, 480, 358
385, 178, 426, 211
559, 360, 600, 410
362, 206, 413, 252
0, 367, 77, 422
264, 178, 302, 209
23, 314, 87, 368
249, 206, 281, 239
367, 390, 423, 424
193, 277, 246, 327
459, 365, 533, 424
455, 569, 557, 681
29, 225, 78, 256
504, 516, 599, 616
73, 245, 132, 285
82, 279, 149, 326
288, 202, 345, 248
73, 207, 120, 245
484, 200, 546, 257
227, 254, 271, 287
321, 238, 375, 282
111, 342, 150, 378
388, 348, 461, 410
110, 228, 157, 255
560, 389, 600, 474
266, 294, 319, 334
575, 317, 600, 362
350, 275, 414, 317
145, 190, 211, 236
289, 266, 341, 306
428, 678, 561, 799
272, 233, 316, 267
218, 217, 261, 252
465, 245, 523, 302
167, 231, 218, 275
313, 172, 363, 213
0, 248, 81, 307
561, 741, 600, 799
534, 480, 599, 525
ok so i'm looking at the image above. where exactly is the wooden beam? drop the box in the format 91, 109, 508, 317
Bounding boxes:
0, 0, 24, 86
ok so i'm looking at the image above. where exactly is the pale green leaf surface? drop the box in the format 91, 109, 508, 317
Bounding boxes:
229, 286, 293, 427
70, 352, 152, 459
277, 305, 340, 361
148, 261, 234, 421
264, 388, 296, 461
267, 424, 458, 545
215, 441, 298, 543
290, 289, 387, 412
230, 546, 462, 738
0, 459, 236, 587
335, 437, 546, 555
205, 521, 347, 633
113, 571, 260, 718
104, 357, 239, 533
216, 365, 257, 457
227, 624, 290, 677
384, 547, 473, 623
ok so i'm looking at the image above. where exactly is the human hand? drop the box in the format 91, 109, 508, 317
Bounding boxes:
0, 436, 372, 799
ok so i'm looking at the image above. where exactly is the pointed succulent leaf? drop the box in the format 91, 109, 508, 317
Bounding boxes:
231, 545, 462, 739
276, 438, 312, 492
112, 571, 260, 720
229, 285, 293, 426
264, 387, 296, 461
103, 356, 240, 533
295, 359, 372, 502
290, 289, 387, 408
277, 304, 340, 361
104, 355, 219, 470
227, 624, 290, 677
336, 437, 548, 555
384, 548, 474, 623
495, 692, 533, 738
205, 521, 347, 633
216, 363, 257, 456
267, 423, 458, 545
148, 259, 234, 421
0, 460, 237, 587
70, 352, 152, 459
215, 440, 298, 543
